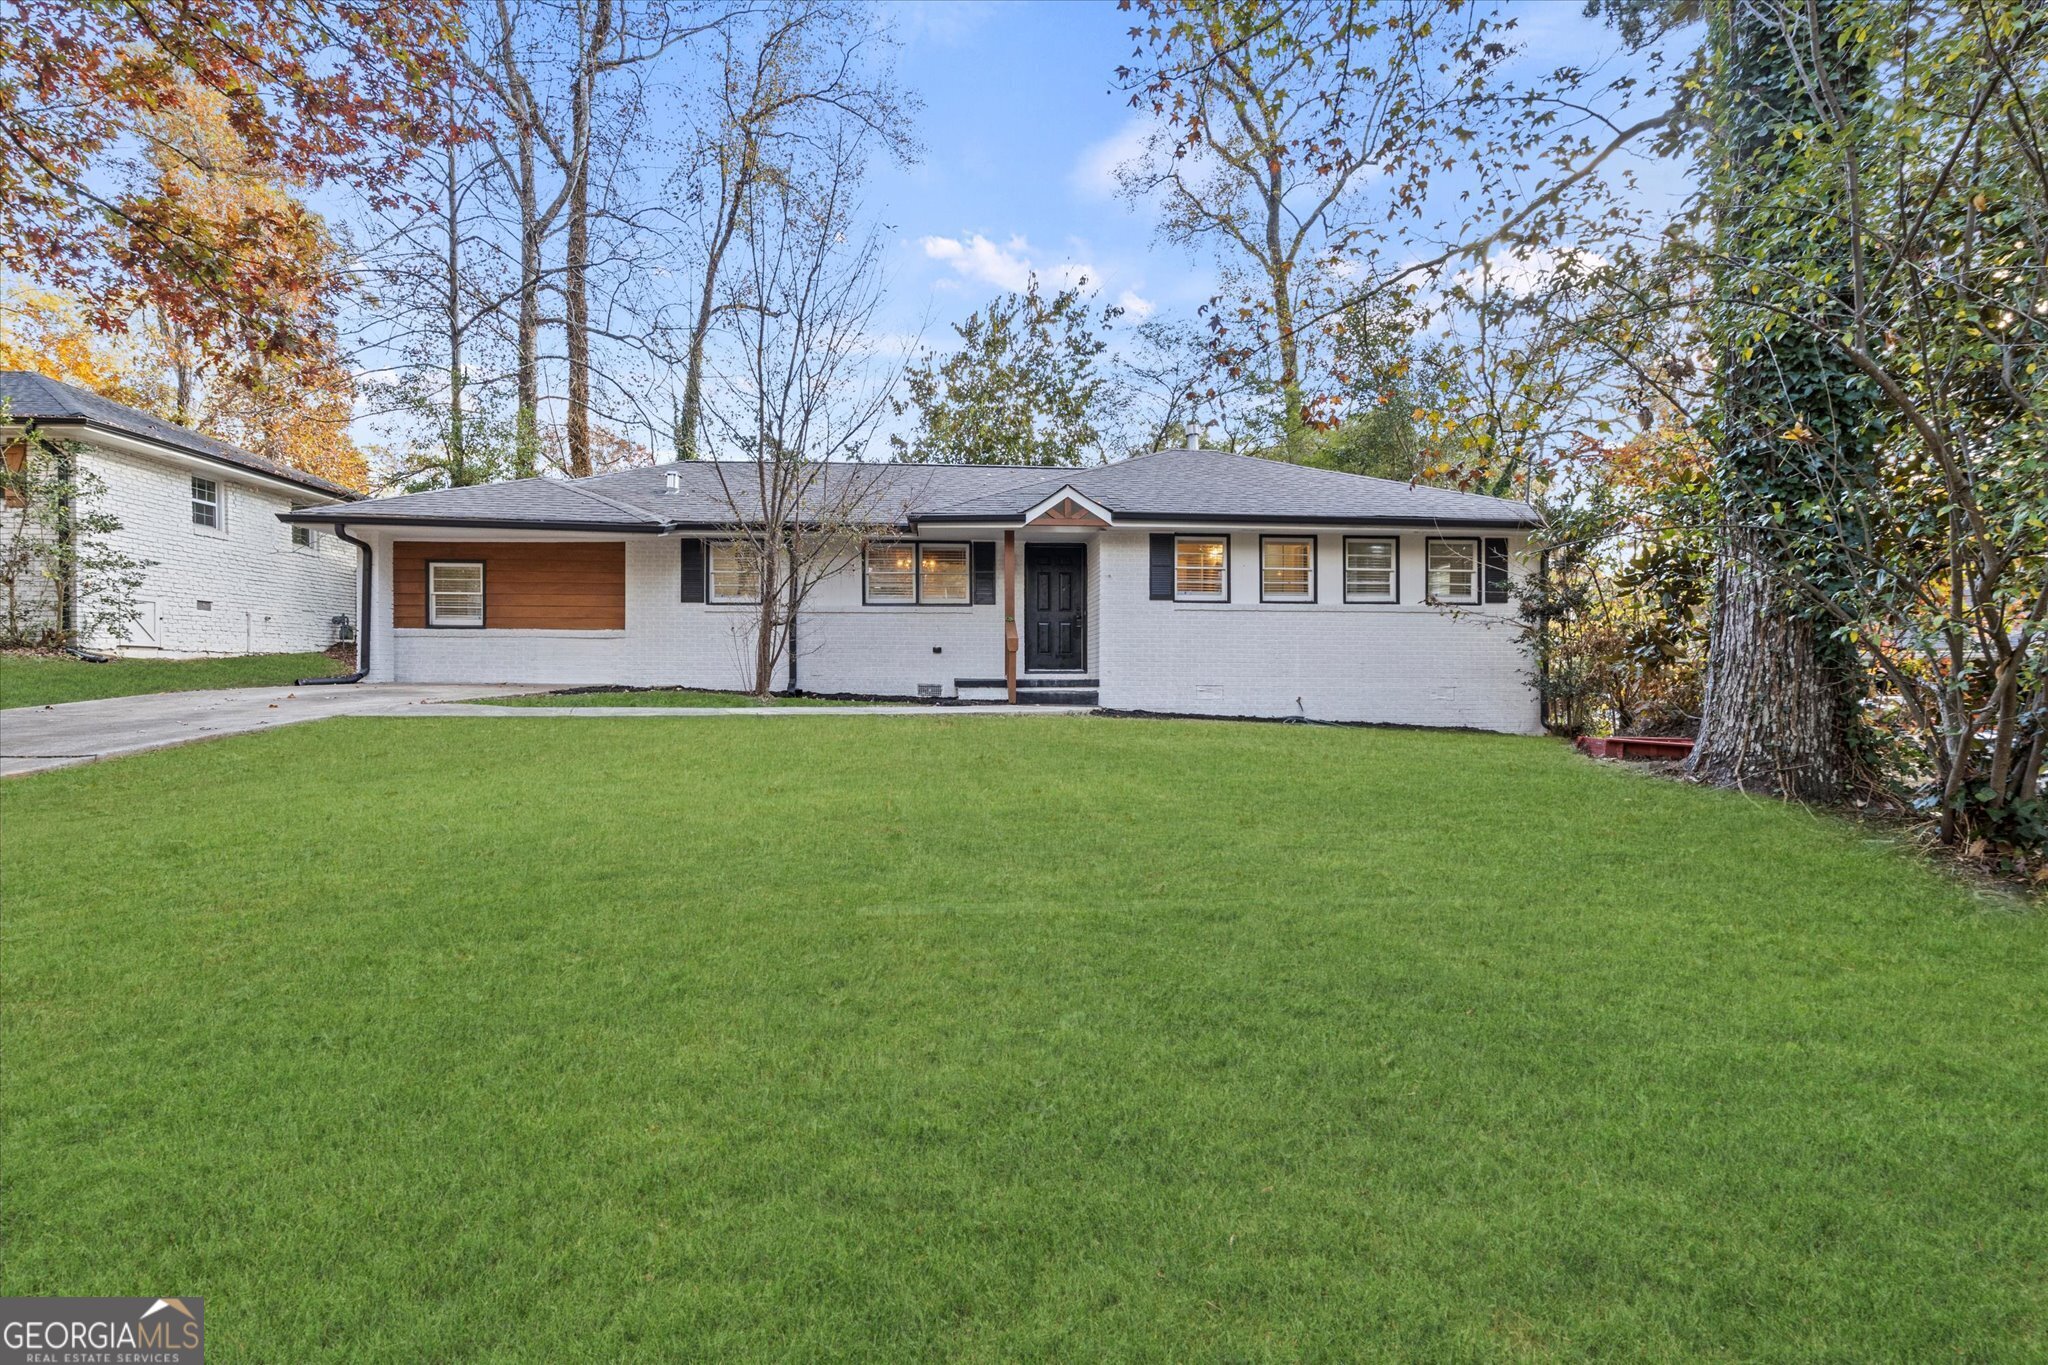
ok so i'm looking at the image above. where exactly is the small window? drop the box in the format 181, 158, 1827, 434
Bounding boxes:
865, 542, 916, 603
191, 476, 221, 529
1427, 538, 1479, 604
708, 540, 763, 603
1344, 537, 1398, 603
1260, 536, 1315, 602
1174, 536, 1228, 601
918, 543, 970, 605
427, 561, 485, 628
288, 503, 312, 547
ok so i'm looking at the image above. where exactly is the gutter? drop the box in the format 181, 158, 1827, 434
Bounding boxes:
299, 523, 372, 685
279, 513, 673, 534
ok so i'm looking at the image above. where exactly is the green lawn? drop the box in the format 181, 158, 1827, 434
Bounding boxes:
0, 649, 344, 708
3, 717, 2041, 1360
475, 687, 874, 707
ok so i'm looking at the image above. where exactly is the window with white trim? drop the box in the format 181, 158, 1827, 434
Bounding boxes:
864, 542, 916, 602
191, 476, 221, 529
427, 561, 485, 627
1427, 538, 1479, 604
918, 543, 970, 604
1174, 536, 1228, 601
1344, 537, 1398, 603
1260, 536, 1314, 601
708, 540, 764, 603
289, 503, 312, 547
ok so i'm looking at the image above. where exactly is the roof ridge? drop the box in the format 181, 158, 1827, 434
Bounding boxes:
558, 475, 667, 523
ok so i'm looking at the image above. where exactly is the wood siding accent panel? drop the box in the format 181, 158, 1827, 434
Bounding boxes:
392, 541, 626, 629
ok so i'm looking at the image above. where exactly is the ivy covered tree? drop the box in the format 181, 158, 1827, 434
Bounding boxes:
890, 276, 1121, 466
1684, 0, 1877, 802
0, 431, 151, 648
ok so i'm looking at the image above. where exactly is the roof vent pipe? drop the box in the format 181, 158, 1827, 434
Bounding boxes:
663, 469, 681, 495
1185, 426, 1201, 450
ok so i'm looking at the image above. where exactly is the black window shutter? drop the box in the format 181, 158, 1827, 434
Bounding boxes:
1483, 538, 1510, 604
971, 541, 997, 604
679, 538, 705, 602
1149, 534, 1174, 599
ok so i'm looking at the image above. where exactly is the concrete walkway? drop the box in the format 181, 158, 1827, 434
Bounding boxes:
420, 702, 1095, 719
2, 687, 1095, 777
1, 683, 551, 777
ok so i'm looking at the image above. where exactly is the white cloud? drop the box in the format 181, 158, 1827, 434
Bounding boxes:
918, 233, 1102, 295
1069, 116, 1153, 201
1116, 289, 1156, 319
884, 0, 996, 47
1453, 246, 1610, 298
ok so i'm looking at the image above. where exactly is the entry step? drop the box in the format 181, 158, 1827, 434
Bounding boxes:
954, 678, 1098, 705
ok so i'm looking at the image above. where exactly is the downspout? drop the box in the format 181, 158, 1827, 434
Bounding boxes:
1537, 544, 1552, 732
55, 440, 76, 645
300, 522, 372, 684
784, 533, 800, 693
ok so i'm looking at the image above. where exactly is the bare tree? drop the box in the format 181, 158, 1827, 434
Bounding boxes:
1116, 0, 1510, 456
667, 0, 915, 459
699, 138, 903, 697
465, 0, 729, 477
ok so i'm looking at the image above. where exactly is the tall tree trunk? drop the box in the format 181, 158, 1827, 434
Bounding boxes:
677, 156, 751, 460
562, 0, 611, 479
1686, 0, 1869, 801
444, 130, 467, 480
565, 173, 590, 477
515, 120, 541, 479
1264, 172, 1303, 460
1688, 524, 1853, 799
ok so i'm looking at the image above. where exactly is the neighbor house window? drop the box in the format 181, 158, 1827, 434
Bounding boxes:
191, 476, 221, 529
1344, 537, 1398, 603
1427, 538, 1479, 604
708, 540, 763, 603
864, 542, 917, 602
427, 561, 485, 627
1260, 536, 1315, 602
1174, 536, 1228, 601
918, 543, 970, 604
289, 503, 311, 547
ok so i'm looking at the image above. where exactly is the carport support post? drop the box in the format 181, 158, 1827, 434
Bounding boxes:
1003, 529, 1018, 703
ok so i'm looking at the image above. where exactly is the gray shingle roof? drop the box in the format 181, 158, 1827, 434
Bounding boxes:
286, 447, 1537, 531
0, 370, 358, 499
919, 447, 1539, 525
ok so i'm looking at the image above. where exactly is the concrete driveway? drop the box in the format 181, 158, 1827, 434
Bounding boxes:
1, 683, 550, 777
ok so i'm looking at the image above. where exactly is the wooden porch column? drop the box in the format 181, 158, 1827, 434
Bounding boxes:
1003, 529, 1018, 703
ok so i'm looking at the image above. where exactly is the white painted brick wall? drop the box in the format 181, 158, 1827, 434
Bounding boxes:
1093, 529, 1539, 732
74, 445, 358, 656
363, 524, 1540, 733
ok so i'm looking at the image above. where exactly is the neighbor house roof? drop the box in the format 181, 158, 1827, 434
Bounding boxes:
0, 370, 359, 500
283, 446, 1538, 532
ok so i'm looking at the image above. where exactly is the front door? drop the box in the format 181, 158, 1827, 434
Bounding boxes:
1025, 544, 1086, 672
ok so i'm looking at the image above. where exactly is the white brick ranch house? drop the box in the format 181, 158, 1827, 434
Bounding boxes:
284, 448, 1544, 731
1, 372, 361, 656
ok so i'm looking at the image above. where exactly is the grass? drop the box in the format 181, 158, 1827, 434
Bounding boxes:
0, 649, 345, 708
3, 716, 2042, 1360
474, 686, 874, 708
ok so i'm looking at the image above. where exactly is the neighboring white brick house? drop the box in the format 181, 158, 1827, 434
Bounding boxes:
292, 449, 1545, 733
2, 372, 360, 656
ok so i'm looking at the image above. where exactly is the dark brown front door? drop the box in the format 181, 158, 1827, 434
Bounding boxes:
1025, 544, 1086, 672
